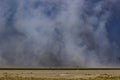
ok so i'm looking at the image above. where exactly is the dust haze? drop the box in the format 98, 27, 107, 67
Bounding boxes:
0, 0, 120, 68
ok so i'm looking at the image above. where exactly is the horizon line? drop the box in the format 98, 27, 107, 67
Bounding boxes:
0, 68, 120, 70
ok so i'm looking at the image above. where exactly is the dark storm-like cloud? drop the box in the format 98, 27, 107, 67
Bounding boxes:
0, 0, 119, 68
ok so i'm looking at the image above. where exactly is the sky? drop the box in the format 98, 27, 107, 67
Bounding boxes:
0, 0, 120, 68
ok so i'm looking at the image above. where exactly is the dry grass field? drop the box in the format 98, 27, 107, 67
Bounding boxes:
0, 70, 120, 80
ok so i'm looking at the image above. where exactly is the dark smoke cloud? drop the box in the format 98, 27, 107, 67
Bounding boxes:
0, 0, 120, 68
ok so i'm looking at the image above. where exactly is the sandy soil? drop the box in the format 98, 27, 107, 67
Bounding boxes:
0, 70, 120, 78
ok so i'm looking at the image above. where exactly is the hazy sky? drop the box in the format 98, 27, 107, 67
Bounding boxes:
0, 0, 120, 68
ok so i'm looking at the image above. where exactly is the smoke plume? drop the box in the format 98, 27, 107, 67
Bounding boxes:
0, 0, 120, 68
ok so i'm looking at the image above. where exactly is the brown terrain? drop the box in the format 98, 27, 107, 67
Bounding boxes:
0, 69, 120, 80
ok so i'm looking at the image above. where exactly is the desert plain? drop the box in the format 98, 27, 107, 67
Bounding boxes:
0, 69, 120, 80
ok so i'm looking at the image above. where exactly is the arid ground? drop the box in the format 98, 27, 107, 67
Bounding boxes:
0, 70, 120, 80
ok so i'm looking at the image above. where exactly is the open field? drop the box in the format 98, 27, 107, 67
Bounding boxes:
0, 69, 120, 80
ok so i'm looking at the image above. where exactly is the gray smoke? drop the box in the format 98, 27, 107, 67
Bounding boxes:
0, 0, 119, 68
